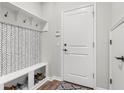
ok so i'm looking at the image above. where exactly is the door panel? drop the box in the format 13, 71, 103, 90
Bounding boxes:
64, 55, 90, 77
66, 47, 89, 55
111, 23, 124, 89
63, 6, 94, 88
64, 10, 91, 46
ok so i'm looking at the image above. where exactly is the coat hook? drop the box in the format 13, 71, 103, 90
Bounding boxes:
23, 19, 27, 23
4, 11, 8, 17
36, 24, 38, 27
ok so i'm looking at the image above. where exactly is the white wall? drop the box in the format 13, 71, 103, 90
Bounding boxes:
96, 3, 112, 89
41, 2, 112, 89
10, 2, 44, 19
41, 3, 58, 77
112, 3, 124, 26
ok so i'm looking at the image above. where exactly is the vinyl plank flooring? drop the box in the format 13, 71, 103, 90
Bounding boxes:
37, 81, 52, 90
49, 80, 61, 90
37, 80, 60, 90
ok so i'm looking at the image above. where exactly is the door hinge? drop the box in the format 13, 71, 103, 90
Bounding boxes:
93, 73, 94, 79
110, 40, 112, 45
93, 42, 95, 48
110, 78, 112, 84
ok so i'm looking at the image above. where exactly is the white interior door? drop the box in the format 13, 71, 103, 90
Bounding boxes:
110, 23, 124, 90
63, 6, 94, 88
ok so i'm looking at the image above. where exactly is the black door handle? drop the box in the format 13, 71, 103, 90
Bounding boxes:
115, 56, 124, 62
64, 43, 67, 46
63, 49, 67, 51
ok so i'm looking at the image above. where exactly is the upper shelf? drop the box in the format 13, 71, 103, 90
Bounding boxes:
9, 2, 47, 23
0, 2, 48, 32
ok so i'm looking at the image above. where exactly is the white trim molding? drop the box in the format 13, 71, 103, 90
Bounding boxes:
94, 87, 107, 90
48, 76, 63, 81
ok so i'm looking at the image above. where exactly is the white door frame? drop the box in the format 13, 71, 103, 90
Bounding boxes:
60, 3, 96, 88
109, 30, 112, 89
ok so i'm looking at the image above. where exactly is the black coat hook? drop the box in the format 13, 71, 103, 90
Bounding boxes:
23, 19, 27, 23
36, 24, 38, 27
4, 12, 8, 17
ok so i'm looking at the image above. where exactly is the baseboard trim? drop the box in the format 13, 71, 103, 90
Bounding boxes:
49, 76, 63, 81
94, 87, 107, 90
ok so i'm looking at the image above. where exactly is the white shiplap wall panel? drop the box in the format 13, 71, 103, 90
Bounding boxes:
14, 27, 19, 71
0, 23, 41, 76
25, 29, 28, 68
22, 28, 26, 69
18, 28, 23, 70
6, 25, 11, 74
0, 23, 1, 76
2, 24, 7, 75
11, 26, 15, 72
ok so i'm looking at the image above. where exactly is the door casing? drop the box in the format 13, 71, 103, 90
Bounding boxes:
109, 30, 112, 89
60, 3, 96, 88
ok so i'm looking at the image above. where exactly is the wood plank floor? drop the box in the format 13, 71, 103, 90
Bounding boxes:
37, 80, 61, 90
